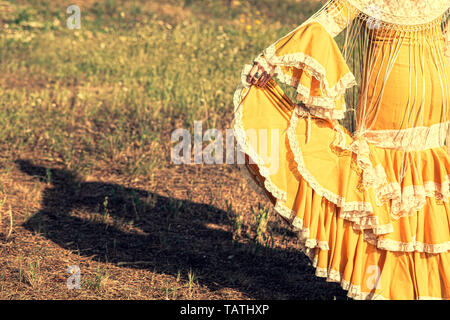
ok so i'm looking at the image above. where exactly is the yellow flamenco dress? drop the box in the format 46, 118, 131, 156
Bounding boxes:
233, 0, 450, 299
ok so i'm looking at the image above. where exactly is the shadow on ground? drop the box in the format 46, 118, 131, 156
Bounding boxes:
17, 159, 349, 299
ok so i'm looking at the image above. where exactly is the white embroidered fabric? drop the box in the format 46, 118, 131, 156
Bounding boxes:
347, 0, 449, 26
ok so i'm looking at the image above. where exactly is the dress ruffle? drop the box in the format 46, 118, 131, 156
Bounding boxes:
233, 75, 450, 299
233, 4, 449, 299
258, 21, 357, 120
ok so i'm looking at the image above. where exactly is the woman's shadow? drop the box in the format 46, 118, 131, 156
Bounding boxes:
16, 159, 349, 299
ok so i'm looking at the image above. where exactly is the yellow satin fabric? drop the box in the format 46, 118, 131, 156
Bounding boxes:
238, 78, 450, 299
234, 0, 450, 298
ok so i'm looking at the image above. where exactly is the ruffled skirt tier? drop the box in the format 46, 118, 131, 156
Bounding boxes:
233, 80, 450, 299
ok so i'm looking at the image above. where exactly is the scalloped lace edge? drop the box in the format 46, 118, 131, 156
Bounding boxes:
314, 264, 448, 300
287, 110, 374, 213
254, 53, 351, 121
263, 39, 357, 99
331, 124, 450, 219
315, 266, 388, 300
362, 123, 450, 151
363, 232, 450, 253
274, 196, 450, 254
232, 66, 287, 203
259, 37, 357, 118
285, 110, 450, 252
276, 201, 448, 299
233, 64, 450, 256
347, 0, 450, 26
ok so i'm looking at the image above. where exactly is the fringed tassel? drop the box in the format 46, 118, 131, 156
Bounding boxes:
295, 104, 313, 144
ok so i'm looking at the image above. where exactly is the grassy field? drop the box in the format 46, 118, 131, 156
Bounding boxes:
0, 0, 350, 299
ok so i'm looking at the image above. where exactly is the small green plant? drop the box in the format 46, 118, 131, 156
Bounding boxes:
186, 269, 196, 298
251, 203, 270, 243
130, 191, 143, 221
17, 254, 23, 283
82, 261, 108, 291
145, 192, 157, 210
13, 8, 34, 25
45, 168, 52, 185
25, 260, 41, 288
167, 198, 182, 220
0, 271, 5, 293
225, 200, 243, 238
102, 195, 109, 225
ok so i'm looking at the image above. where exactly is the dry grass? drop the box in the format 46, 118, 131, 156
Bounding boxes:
0, 158, 350, 299
0, 0, 350, 300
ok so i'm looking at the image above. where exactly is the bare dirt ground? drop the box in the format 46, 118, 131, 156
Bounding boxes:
0, 0, 350, 300
0, 155, 349, 299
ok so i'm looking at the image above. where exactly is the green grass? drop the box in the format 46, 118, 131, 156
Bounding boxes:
0, 0, 322, 178
0, 0, 353, 300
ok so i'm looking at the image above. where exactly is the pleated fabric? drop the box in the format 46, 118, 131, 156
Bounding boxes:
233, 0, 450, 299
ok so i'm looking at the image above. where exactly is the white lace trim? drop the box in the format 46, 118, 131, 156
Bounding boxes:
376, 175, 450, 219
241, 168, 450, 298
286, 107, 450, 250
287, 109, 374, 215
332, 124, 450, 218
315, 264, 449, 300
233, 62, 450, 255
232, 64, 287, 203
261, 27, 357, 116
275, 201, 331, 251
364, 232, 450, 254
312, 0, 361, 37
333, 128, 376, 191
339, 210, 394, 235
308, 105, 346, 121
362, 122, 450, 151
237, 164, 275, 205
347, 0, 449, 26
314, 266, 388, 300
